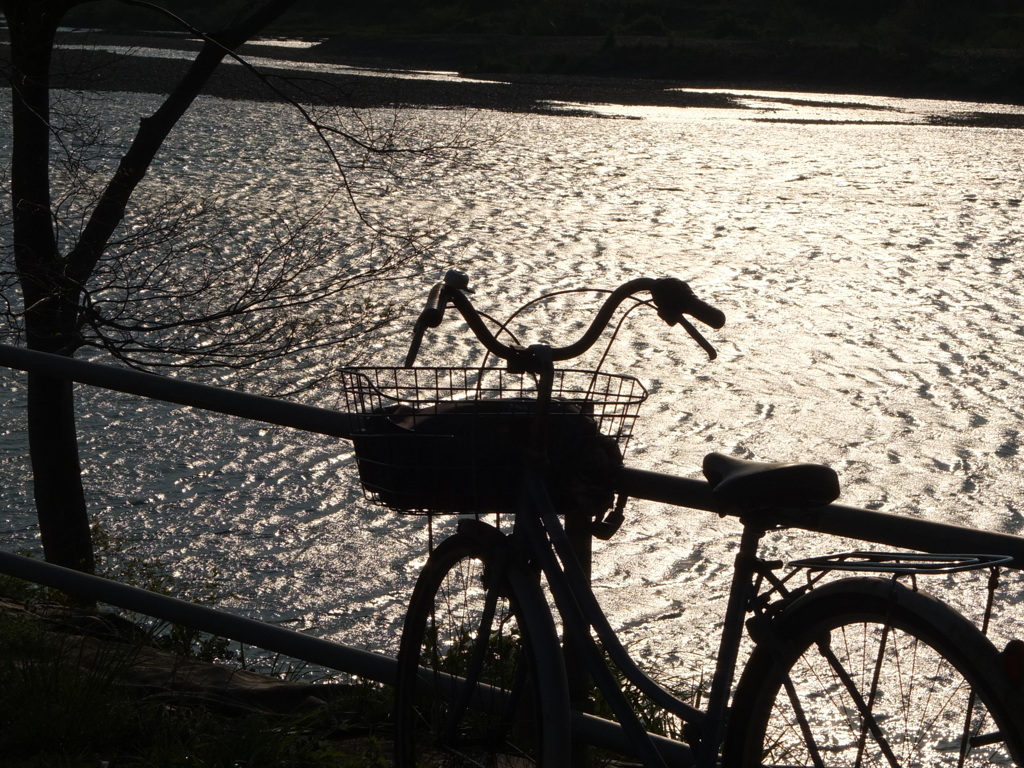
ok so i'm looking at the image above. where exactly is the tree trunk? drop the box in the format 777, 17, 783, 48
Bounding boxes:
6, 5, 95, 571
2, 0, 299, 572
27, 372, 94, 573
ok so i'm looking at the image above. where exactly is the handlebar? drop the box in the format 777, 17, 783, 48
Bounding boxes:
404, 270, 725, 369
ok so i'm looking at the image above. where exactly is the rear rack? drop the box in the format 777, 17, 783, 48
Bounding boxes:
790, 550, 1013, 575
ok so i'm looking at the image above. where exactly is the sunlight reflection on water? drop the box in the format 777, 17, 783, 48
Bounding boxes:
1, 85, 1023, 678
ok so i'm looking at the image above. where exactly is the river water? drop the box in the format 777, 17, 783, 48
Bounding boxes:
2, 71, 1023, 681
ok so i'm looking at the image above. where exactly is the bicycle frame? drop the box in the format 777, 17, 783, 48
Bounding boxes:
504, 474, 763, 767
501, 462, 1024, 768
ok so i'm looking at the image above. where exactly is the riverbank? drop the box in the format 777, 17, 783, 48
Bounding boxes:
5, 29, 1022, 116
316, 32, 1024, 106
10, 30, 732, 116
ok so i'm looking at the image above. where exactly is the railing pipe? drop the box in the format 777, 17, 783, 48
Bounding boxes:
0, 549, 669, 758
5, 343, 1023, 759
785, 502, 1024, 570
0, 343, 361, 438
0, 549, 397, 684
617, 467, 1024, 569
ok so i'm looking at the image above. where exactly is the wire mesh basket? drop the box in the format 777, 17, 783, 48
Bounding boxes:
339, 367, 648, 515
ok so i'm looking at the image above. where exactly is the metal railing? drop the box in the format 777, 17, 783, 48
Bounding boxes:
0, 343, 379, 677
0, 547, 398, 684
0, 343, 656, 754
0, 343, 361, 438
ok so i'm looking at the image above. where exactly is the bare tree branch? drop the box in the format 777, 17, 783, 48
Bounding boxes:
0, 0, 477, 569
65, 0, 298, 291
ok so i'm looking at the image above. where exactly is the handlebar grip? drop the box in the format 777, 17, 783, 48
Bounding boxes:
404, 282, 450, 367
419, 282, 447, 328
404, 326, 425, 368
685, 296, 726, 329
651, 277, 726, 329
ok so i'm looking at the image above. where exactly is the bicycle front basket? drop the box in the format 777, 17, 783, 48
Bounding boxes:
339, 367, 647, 515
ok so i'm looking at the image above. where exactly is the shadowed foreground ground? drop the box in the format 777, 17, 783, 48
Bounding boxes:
0, 592, 393, 766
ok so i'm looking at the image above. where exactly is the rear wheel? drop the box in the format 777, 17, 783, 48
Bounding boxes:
394, 520, 570, 767
726, 577, 1024, 767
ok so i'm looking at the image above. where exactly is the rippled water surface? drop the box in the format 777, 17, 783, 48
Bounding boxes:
2, 83, 1023, 678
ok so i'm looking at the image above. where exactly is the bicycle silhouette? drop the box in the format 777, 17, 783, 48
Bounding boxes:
341, 270, 1024, 767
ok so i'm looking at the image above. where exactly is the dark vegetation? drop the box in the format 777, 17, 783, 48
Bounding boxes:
61, 0, 1024, 102
0, 574, 393, 767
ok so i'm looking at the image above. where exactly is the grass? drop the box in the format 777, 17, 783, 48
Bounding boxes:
0, 576, 394, 767
1, 528, 702, 767
419, 615, 704, 765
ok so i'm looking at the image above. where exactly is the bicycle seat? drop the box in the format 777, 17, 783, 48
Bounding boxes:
702, 452, 840, 515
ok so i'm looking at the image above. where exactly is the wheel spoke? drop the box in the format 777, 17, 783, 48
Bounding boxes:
810, 625, 902, 767
441, 576, 502, 744
394, 526, 569, 767
724, 578, 1024, 768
